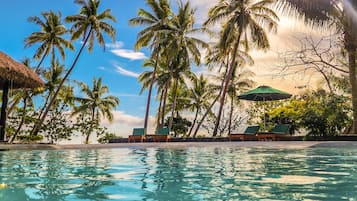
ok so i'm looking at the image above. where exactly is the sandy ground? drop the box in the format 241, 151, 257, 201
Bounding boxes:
0, 141, 357, 150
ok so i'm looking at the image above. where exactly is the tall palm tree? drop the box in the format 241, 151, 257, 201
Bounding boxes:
278, 0, 357, 133
204, 0, 278, 136
25, 11, 74, 70
129, 0, 172, 132
73, 77, 119, 144
166, 1, 208, 129
32, 0, 116, 135
138, 58, 171, 128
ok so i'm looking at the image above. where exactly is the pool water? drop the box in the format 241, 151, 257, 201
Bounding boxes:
0, 146, 356, 201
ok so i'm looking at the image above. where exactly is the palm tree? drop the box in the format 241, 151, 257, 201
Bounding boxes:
25, 11, 74, 70
8, 59, 36, 143
278, 0, 357, 133
129, 0, 172, 132
32, 0, 116, 135
73, 77, 119, 144
187, 74, 215, 137
37, 60, 66, 120
227, 66, 255, 134
204, 0, 278, 136
138, 58, 171, 128
166, 1, 208, 129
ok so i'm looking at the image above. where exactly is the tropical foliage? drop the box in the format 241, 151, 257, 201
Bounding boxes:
3, 0, 357, 144
264, 90, 351, 137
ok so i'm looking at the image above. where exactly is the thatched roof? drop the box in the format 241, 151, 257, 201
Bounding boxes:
0, 51, 43, 89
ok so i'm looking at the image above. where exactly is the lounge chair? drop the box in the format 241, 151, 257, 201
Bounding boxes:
152, 127, 171, 142
257, 124, 290, 141
128, 128, 146, 142
229, 125, 260, 141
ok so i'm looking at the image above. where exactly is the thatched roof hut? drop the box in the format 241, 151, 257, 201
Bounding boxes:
0, 51, 43, 89
0, 51, 44, 142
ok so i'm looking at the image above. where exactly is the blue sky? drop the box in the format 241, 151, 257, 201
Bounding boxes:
0, 0, 155, 118
0, 0, 321, 138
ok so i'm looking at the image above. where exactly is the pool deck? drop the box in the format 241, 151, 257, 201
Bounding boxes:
0, 141, 357, 150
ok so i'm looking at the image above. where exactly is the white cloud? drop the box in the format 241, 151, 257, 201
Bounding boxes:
105, 41, 124, 49
114, 64, 140, 78
101, 111, 156, 137
106, 41, 147, 60
111, 49, 147, 60
98, 66, 105, 70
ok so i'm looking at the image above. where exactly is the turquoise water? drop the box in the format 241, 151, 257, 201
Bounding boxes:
0, 146, 356, 200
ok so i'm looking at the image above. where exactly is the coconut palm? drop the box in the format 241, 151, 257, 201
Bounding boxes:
73, 77, 119, 144
166, 1, 209, 129
8, 59, 36, 143
25, 11, 74, 70
204, 0, 278, 136
129, 0, 172, 132
32, 0, 116, 135
278, 0, 357, 133
227, 67, 255, 134
138, 58, 171, 128
187, 74, 215, 137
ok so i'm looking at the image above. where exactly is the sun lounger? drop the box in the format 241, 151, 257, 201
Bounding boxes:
128, 128, 146, 142
229, 125, 260, 141
257, 124, 290, 141
152, 127, 171, 142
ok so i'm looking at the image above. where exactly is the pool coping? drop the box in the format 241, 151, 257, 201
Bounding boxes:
1, 141, 357, 150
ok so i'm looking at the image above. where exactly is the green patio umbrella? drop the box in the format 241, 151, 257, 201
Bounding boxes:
238, 85, 292, 129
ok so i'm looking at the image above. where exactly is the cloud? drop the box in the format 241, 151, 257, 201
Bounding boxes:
98, 66, 105, 70
114, 64, 140, 78
105, 41, 124, 49
100, 111, 156, 137
106, 41, 147, 60
111, 49, 147, 60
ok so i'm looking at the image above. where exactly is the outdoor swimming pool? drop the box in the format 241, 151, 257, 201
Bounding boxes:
0, 145, 356, 200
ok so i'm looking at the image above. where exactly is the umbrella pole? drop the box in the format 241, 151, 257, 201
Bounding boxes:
0, 80, 9, 142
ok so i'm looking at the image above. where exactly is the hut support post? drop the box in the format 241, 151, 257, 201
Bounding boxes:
0, 80, 9, 142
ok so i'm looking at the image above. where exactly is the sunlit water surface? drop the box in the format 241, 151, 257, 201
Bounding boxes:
0, 146, 356, 200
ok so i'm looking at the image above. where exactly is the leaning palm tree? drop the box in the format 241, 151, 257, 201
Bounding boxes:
32, 0, 116, 135
73, 77, 119, 144
129, 0, 172, 132
278, 0, 357, 133
204, 0, 278, 136
25, 11, 74, 70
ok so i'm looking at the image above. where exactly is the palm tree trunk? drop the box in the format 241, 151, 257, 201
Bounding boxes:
85, 108, 96, 144
35, 91, 52, 126
228, 93, 234, 135
35, 52, 47, 72
144, 53, 159, 132
168, 77, 179, 130
213, 30, 243, 136
9, 96, 28, 144
161, 83, 169, 126
0, 81, 9, 141
32, 28, 93, 136
156, 89, 164, 130
188, 108, 199, 137
347, 47, 357, 133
